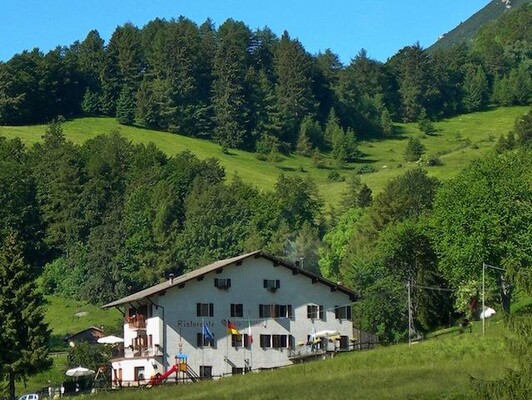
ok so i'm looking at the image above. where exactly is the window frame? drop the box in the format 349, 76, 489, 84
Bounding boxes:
196, 303, 214, 317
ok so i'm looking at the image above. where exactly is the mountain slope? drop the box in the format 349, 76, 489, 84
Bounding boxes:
428, 0, 532, 52
0, 106, 527, 206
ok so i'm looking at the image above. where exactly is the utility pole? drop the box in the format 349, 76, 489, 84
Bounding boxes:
482, 262, 506, 336
407, 280, 412, 345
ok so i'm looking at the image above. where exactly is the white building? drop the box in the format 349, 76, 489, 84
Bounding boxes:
103, 251, 358, 386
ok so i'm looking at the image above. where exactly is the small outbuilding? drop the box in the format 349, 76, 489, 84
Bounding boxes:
65, 326, 105, 347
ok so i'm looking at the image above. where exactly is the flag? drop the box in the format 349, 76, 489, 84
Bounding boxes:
227, 320, 240, 335
248, 320, 253, 344
202, 319, 215, 342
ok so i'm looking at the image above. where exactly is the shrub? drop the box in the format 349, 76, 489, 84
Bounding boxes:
356, 164, 376, 174
404, 137, 426, 162
327, 171, 345, 182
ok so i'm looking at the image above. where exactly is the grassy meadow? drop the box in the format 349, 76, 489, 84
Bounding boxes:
88, 317, 513, 400
11, 296, 122, 395
0, 106, 528, 207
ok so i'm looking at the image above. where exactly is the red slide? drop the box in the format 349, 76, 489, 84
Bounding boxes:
148, 364, 179, 385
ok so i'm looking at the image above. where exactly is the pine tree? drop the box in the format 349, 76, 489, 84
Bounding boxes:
116, 86, 136, 125
212, 19, 252, 149
0, 231, 52, 400
404, 137, 425, 162
462, 65, 489, 113
274, 31, 316, 145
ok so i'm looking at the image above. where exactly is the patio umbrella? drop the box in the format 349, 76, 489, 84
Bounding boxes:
97, 335, 124, 344
313, 330, 340, 339
66, 366, 95, 377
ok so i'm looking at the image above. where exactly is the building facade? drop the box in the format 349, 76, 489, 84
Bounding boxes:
103, 251, 358, 386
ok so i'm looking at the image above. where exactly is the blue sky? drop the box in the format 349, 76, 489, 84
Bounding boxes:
0, 0, 490, 64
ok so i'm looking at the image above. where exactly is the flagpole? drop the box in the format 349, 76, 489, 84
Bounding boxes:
249, 319, 253, 372
226, 323, 229, 377
201, 319, 205, 377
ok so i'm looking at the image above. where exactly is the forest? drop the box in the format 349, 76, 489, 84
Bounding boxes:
0, 3, 530, 345
0, 5, 531, 157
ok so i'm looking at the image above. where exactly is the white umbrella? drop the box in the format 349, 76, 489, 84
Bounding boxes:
66, 366, 95, 377
313, 330, 340, 339
97, 335, 124, 344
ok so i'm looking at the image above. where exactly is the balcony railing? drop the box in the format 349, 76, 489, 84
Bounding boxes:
125, 314, 146, 329
112, 345, 163, 359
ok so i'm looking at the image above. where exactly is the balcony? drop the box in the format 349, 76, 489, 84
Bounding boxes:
112, 344, 164, 360
125, 314, 146, 330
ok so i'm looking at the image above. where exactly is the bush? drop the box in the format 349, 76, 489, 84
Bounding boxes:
327, 171, 345, 182
404, 137, 426, 162
426, 156, 443, 166
356, 164, 376, 174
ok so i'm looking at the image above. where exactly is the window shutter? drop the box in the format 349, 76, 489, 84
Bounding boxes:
214, 278, 219, 287
288, 304, 293, 318
276, 280, 280, 289
196, 303, 201, 316
263, 279, 268, 288
319, 305, 324, 320
209, 303, 214, 317
227, 278, 232, 288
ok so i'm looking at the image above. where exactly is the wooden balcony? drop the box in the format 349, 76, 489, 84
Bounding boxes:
125, 314, 146, 330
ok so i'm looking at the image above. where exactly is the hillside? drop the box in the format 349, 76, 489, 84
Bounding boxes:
0, 106, 527, 206
86, 319, 514, 400
428, 0, 532, 52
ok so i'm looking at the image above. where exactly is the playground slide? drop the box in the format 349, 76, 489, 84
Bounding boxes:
148, 364, 179, 385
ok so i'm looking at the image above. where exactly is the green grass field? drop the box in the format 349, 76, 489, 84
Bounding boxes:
10, 296, 122, 396
15, 301, 528, 399
1, 106, 528, 206
87, 317, 513, 400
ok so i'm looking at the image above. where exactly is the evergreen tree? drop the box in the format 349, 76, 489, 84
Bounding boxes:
296, 115, 322, 156
212, 19, 252, 150
389, 43, 441, 121
462, 65, 489, 113
0, 232, 52, 400
274, 31, 316, 145
78, 30, 105, 94
31, 121, 85, 254
116, 86, 136, 125
404, 137, 425, 162
81, 88, 101, 116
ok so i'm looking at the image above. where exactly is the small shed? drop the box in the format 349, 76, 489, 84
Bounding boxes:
65, 326, 105, 347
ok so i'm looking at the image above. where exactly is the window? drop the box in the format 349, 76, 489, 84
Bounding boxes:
339, 335, 350, 350
263, 279, 280, 291
259, 334, 290, 349
214, 278, 231, 289
307, 304, 324, 320
134, 366, 145, 382
196, 303, 214, 317
260, 334, 271, 348
232, 367, 244, 375
259, 304, 293, 318
277, 304, 293, 318
272, 335, 288, 348
259, 304, 272, 318
230, 303, 243, 318
200, 366, 212, 379
231, 334, 243, 347
197, 332, 214, 348
335, 305, 352, 320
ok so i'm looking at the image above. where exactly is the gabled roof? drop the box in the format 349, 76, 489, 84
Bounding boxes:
65, 326, 104, 342
102, 250, 358, 309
